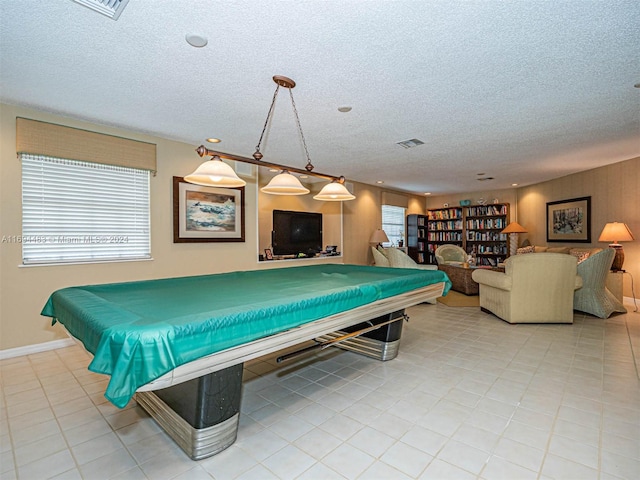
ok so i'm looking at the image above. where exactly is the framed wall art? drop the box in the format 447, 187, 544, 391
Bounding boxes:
546, 196, 591, 243
173, 176, 245, 243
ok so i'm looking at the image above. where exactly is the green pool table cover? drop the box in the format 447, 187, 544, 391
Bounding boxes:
41, 264, 451, 407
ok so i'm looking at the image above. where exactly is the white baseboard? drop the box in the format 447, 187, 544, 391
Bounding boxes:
0, 338, 76, 360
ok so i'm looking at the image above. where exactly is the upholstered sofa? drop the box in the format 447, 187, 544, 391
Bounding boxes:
471, 253, 583, 324
372, 247, 437, 270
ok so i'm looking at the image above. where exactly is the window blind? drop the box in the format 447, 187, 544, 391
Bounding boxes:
382, 204, 406, 247
21, 154, 151, 265
16, 117, 157, 173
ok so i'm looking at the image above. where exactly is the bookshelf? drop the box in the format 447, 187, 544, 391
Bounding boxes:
412, 203, 510, 265
464, 203, 509, 266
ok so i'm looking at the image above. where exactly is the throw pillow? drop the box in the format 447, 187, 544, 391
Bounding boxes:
534, 246, 548, 253
371, 247, 390, 267
570, 250, 590, 264
516, 245, 535, 254
385, 247, 419, 268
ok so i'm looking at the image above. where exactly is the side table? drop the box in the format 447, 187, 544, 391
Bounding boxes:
606, 271, 624, 304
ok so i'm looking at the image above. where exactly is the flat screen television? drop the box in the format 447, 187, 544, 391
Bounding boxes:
272, 209, 323, 256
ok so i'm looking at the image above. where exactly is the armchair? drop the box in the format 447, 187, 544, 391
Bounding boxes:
435, 244, 467, 265
471, 253, 583, 324
371, 247, 437, 270
573, 248, 626, 318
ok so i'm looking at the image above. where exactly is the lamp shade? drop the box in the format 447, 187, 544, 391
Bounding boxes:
184, 156, 246, 187
598, 222, 634, 244
261, 171, 310, 195
501, 222, 528, 234
369, 229, 390, 244
313, 181, 355, 201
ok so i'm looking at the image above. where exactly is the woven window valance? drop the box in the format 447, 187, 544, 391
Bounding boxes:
381, 191, 408, 208
16, 117, 157, 173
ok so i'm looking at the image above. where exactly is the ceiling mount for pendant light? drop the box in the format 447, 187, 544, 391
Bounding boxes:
185, 75, 355, 201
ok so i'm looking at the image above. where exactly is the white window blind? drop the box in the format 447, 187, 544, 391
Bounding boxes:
21, 154, 151, 265
382, 204, 406, 247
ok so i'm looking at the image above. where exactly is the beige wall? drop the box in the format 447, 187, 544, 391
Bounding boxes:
0, 104, 425, 351
428, 158, 640, 297
517, 157, 639, 298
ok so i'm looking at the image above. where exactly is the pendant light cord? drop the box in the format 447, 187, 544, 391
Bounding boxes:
288, 87, 314, 172
254, 84, 281, 157
253, 82, 314, 172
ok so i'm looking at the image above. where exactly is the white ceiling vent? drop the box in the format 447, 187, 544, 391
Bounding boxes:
71, 0, 130, 20
396, 138, 424, 149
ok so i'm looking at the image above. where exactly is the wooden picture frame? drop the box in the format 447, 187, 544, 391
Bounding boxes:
546, 196, 591, 243
173, 176, 245, 243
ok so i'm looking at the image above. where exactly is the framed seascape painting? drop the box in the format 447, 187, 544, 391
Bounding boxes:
173, 176, 245, 243
546, 196, 591, 243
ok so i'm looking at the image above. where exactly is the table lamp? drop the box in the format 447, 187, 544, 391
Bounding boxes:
501, 222, 528, 257
369, 229, 390, 248
598, 222, 634, 271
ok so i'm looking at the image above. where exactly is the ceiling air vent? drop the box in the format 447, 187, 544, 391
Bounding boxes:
396, 138, 424, 149
71, 0, 130, 20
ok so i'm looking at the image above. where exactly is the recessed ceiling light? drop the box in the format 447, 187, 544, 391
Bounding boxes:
476, 173, 485, 176
424, 192, 431, 195
512, 183, 519, 186
376, 180, 384, 184
477, 177, 495, 181
338, 106, 352, 113
186, 34, 208, 48
206, 138, 221, 143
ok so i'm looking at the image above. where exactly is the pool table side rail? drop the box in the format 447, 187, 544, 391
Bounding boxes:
136, 281, 445, 392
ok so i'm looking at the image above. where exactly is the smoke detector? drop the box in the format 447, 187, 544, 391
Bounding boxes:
72, 0, 130, 20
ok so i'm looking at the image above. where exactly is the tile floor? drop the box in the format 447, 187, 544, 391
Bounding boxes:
1, 302, 639, 479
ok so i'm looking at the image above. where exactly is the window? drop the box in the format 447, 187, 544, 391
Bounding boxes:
382, 204, 406, 247
21, 154, 151, 265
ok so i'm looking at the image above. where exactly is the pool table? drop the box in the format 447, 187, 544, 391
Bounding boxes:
41, 264, 450, 459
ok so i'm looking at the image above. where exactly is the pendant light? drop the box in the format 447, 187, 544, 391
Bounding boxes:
184, 155, 246, 187
261, 170, 310, 195
313, 179, 355, 201
186, 76, 355, 201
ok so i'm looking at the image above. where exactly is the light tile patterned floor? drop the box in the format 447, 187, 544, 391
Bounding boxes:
1, 303, 639, 479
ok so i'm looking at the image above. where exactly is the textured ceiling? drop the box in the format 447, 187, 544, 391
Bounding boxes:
1, 0, 638, 194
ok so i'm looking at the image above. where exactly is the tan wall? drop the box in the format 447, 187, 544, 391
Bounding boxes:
0, 104, 425, 351
428, 159, 640, 298
517, 157, 639, 298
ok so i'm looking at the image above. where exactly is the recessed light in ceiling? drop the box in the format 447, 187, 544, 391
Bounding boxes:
476, 173, 485, 176
396, 139, 424, 149
206, 138, 221, 143
186, 34, 208, 48
477, 177, 495, 181
338, 106, 352, 113
424, 192, 431, 195
376, 180, 384, 184
512, 183, 519, 186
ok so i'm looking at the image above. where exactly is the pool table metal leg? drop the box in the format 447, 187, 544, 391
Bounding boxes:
136, 363, 243, 460
316, 309, 406, 361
